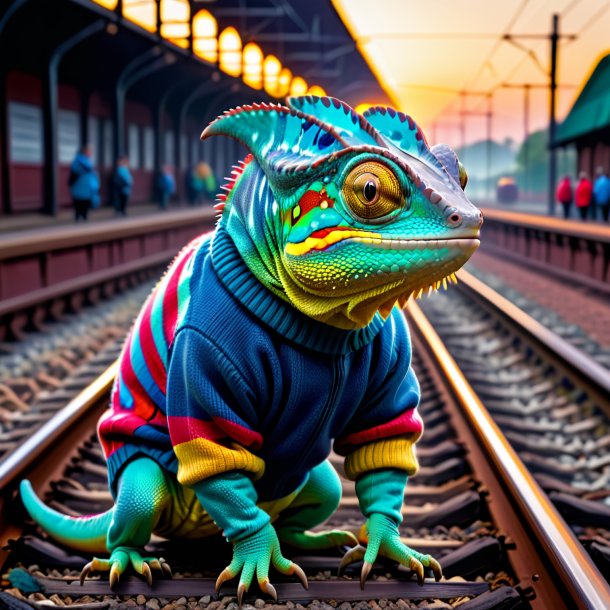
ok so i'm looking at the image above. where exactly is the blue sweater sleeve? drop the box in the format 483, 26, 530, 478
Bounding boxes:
334, 309, 423, 479
166, 327, 265, 487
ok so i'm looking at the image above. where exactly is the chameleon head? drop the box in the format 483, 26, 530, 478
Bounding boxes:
202, 97, 482, 329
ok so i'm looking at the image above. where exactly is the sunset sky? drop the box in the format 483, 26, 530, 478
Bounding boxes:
332, 0, 610, 148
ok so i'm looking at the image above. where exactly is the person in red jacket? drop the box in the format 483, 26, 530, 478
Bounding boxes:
575, 171, 593, 220
556, 175, 573, 219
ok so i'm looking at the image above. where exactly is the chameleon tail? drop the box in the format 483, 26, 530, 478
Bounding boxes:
20, 480, 112, 554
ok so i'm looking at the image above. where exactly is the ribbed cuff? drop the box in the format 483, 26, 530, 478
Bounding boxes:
344, 436, 419, 481
175, 438, 265, 487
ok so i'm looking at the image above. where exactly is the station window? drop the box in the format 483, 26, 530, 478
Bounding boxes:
128, 124, 141, 169
8, 102, 43, 164
58, 110, 80, 164
143, 127, 154, 171
103, 120, 113, 168
88, 116, 100, 165
164, 130, 174, 165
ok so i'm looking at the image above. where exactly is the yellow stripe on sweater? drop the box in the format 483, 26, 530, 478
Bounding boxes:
174, 438, 265, 486
344, 436, 419, 481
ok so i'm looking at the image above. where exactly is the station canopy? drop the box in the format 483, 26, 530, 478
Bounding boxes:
555, 53, 610, 146
4, 0, 390, 111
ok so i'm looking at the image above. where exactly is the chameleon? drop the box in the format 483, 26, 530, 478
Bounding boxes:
20, 95, 482, 603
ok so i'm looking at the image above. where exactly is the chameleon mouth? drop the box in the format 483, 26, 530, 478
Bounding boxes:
285, 226, 480, 256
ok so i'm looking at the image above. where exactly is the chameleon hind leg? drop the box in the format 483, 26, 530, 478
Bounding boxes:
275, 460, 358, 550
80, 457, 173, 587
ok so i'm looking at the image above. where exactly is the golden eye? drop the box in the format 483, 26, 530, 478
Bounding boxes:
343, 162, 403, 219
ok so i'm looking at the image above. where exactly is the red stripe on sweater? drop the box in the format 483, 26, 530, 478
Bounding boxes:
168, 415, 263, 450
140, 293, 167, 394
162, 250, 192, 345
119, 333, 158, 422
334, 408, 423, 454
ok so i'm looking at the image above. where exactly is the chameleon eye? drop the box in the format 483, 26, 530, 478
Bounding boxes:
343, 162, 403, 220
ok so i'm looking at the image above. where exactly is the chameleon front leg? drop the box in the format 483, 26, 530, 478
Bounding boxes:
194, 471, 308, 606
275, 460, 358, 550
80, 457, 172, 587
339, 469, 442, 587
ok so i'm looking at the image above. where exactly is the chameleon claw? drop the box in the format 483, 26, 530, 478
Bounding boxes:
215, 568, 233, 594
109, 564, 121, 589
141, 562, 153, 586
338, 544, 366, 576
260, 579, 277, 602
429, 557, 443, 582
291, 562, 308, 590
79, 562, 92, 586
160, 559, 173, 578
360, 561, 372, 590
410, 557, 424, 586
237, 582, 247, 607
147, 559, 161, 571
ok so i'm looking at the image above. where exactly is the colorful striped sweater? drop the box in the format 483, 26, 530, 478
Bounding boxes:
98, 228, 423, 501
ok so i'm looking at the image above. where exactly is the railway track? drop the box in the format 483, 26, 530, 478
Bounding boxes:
419, 269, 610, 583
2, 293, 609, 609
466, 251, 610, 370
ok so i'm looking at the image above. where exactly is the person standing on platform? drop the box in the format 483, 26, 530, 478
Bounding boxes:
68, 145, 100, 221
158, 164, 176, 210
185, 165, 201, 205
593, 166, 610, 223
556, 175, 573, 219
198, 162, 217, 204
112, 156, 133, 216
575, 171, 593, 221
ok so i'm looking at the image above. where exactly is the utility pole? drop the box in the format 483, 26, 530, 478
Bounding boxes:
503, 16, 575, 215
549, 13, 559, 216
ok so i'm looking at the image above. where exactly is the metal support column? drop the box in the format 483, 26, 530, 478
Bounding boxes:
548, 13, 559, 216
0, 0, 31, 214
113, 47, 162, 164
43, 19, 105, 215
80, 89, 91, 147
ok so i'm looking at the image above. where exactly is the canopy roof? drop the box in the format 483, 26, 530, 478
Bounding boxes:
556, 53, 610, 146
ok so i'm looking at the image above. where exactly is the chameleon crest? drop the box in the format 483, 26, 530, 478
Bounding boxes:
202, 96, 482, 329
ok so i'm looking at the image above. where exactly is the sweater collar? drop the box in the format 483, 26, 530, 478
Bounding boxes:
210, 229, 386, 355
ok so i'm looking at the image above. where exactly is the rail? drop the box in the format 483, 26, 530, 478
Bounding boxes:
409, 299, 610, 610
455, 268, 610, 403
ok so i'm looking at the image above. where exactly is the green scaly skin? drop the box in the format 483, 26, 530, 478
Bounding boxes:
21, 95, 481, 600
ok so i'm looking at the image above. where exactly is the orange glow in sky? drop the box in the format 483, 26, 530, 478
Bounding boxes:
332, 0, 610, 147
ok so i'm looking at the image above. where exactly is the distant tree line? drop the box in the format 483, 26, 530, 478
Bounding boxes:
514, 128, 576, 194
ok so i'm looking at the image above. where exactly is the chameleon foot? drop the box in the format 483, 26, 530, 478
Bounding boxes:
216, 523, 308, 607
79, 547, 172, 588
338, 515, 443, 588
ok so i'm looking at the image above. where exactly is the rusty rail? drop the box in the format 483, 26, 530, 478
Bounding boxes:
409, 299, 610, 610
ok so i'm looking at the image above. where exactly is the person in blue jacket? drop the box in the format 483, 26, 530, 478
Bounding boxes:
158, 164, 176, 209
593, 166, 610, 223
112, 156, 133, 216
69, 145, 100, 221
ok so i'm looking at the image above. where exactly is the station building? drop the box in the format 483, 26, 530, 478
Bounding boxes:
555, 52, 610, 177
0, 0, 388, 215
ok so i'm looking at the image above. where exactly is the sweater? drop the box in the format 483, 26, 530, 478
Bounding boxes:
98, 229, 423, 501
